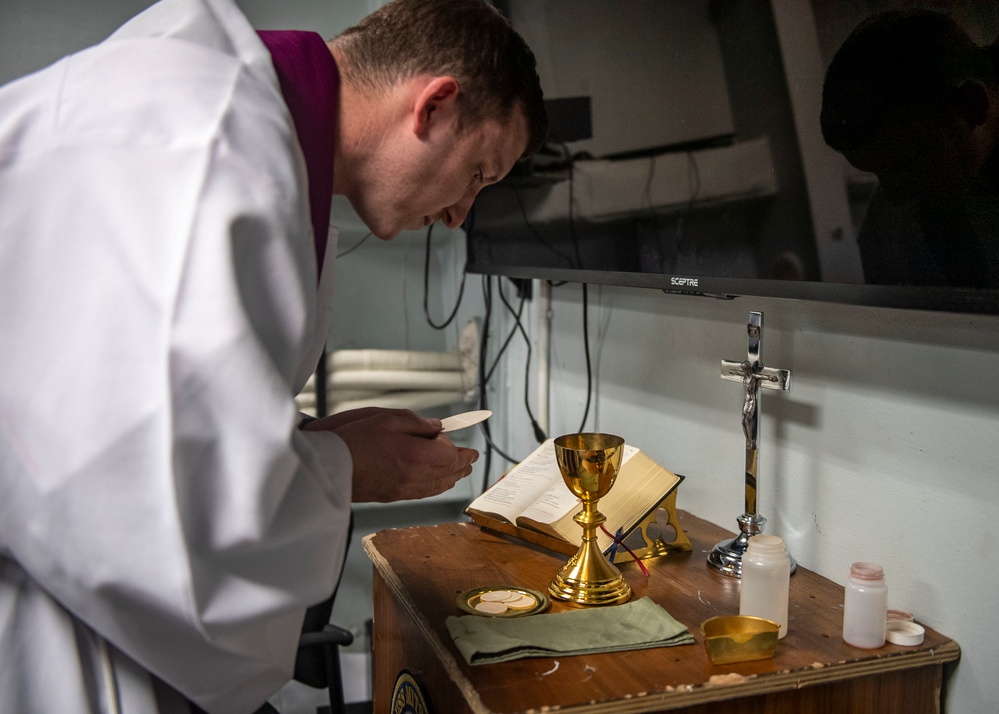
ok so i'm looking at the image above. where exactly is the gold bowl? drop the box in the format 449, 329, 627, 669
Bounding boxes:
700, 615, 779, 665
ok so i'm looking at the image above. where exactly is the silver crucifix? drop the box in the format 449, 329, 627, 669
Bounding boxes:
708, 311, 796, 577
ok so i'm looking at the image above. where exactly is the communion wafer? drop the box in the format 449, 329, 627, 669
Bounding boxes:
474, 600, 509, 614
505, 594, 538, 609
480, 590, 520, 602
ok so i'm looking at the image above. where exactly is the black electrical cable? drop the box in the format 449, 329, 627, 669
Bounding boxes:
496, 282, 547, 444
483, 291, 525, 385
478, 399, 520, 466
559, 142, 593, 432
477, 275, 493, 493
423, 223, 468, 330
475, 276, 520, 472
477, 278, 546, 456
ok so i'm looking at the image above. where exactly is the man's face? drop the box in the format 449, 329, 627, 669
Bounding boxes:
358, 108, 529, 240
843, 109, 978, 205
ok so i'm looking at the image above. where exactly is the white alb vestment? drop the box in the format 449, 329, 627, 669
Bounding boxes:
0, 0, 351, 711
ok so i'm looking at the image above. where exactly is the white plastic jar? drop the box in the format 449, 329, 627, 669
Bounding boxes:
739, 535, 791, 639
842, 562, 888, 648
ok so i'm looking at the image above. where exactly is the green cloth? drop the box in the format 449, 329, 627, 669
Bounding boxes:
445, 596, 695, 665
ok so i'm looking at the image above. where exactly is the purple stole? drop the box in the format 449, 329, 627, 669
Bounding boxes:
257, 30, 339, 279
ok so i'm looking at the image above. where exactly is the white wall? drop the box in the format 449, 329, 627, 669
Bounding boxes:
492, 284, 998, 712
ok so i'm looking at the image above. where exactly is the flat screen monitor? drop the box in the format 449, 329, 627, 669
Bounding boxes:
467, 0, 999, 315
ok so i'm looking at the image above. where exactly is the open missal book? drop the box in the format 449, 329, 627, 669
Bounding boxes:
465, 439, 684, 557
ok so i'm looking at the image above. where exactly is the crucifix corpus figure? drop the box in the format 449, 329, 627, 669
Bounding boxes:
708, 311, 795, 577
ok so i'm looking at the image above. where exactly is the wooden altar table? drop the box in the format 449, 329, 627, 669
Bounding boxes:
363, 510, 959, 713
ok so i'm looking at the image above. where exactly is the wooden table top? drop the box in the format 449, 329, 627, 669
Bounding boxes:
363, 510, 959, 713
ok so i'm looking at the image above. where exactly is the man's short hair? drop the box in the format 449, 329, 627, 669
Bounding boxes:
821, 9, 996, 152
332, 0, 547, 158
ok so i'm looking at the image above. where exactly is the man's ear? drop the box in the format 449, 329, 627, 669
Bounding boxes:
412, 76, 460, 138
954, 80, 990, 128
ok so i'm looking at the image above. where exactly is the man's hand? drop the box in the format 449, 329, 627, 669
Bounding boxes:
303, 407, 478, 502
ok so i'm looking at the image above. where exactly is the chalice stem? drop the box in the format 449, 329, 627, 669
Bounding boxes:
549, 501, 630, 606
576, 501, 605, 534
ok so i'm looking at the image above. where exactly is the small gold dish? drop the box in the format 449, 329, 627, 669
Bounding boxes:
700, 615, 779, 665
457, 586, 550, 618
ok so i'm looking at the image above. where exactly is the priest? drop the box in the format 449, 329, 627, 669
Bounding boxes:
0, 0, 547, 711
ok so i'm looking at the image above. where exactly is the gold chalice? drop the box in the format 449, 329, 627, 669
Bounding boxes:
548, 433, 632, 606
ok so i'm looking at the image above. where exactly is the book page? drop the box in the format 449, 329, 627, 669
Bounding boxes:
515, 481, 580, 525
465, 439, 561, 523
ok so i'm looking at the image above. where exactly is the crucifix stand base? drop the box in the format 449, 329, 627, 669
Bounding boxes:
708, 513, 797, 577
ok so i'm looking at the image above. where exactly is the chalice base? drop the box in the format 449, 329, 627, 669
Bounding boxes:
548, 540, 631, 606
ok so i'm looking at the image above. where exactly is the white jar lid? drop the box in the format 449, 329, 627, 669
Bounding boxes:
886, 619, 925, 646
